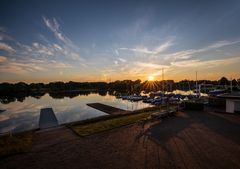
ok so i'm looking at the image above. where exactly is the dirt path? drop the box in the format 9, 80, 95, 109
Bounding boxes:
1, 111, 240, 169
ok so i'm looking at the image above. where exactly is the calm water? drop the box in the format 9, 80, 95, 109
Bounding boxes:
0, 93, 151, 134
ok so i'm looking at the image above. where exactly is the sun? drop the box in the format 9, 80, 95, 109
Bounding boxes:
148, 75, 154, 81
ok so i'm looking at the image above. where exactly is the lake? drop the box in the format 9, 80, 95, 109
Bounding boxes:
0, 93, 151, 134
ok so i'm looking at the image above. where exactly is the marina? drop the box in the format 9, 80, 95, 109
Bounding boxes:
0, 93, 150, 134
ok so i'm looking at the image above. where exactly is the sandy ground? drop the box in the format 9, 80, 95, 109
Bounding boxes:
1, 110, 240, 169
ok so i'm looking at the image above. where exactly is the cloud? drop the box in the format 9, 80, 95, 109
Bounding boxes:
170, 57, 240, 68
0, 31, 12, 41
134, 62, 169, 69
42, 16, 84, 62
43, 16, 71, 44
154, 40, 173, 54
164, 40, 240, 61
118, 39, 173, 55
0, 42, 15, 53
112, 61, 169, 78
115, 49, 119, 55
0, 56, 7, 62
16, 39, 84, 64
207, 40, 239, 49
119, 47, 154, 54
32, 42, 54, 56
118, 57, 126, 62
114, 60, 118, 65
0, 16, 87, 77
0, 57, 72, 75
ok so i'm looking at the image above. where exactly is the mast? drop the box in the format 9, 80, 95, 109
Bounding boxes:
196, 71, 198, 97
162, 68, 164, 93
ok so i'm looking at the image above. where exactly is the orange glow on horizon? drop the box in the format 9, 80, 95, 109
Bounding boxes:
148, 75, 154, 81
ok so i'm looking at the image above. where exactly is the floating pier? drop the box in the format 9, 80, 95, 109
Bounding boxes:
39, 108, 59, 129
0, 109, 6, 113
87, 103, 127, 115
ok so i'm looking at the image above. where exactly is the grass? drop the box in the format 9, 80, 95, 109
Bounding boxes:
0, 131, 33, 158
70, 106, 165, 136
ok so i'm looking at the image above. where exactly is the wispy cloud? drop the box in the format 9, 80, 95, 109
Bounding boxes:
119, 47, 155, 54
42, 16, 85, 62
113, 57, 127, 66
0, 32, 11, 41
164, 40, 240, 61
119, 39, 173, 55
154, 40, 173, 54
0, 56, 7, 62
0, 56, 72, 74
0, 42, 15, 53
0, 16, 88, 78
118, 57, 126, 62
43, 16, 70, 44
134, 62, 169, 69
170, 56, 240, 68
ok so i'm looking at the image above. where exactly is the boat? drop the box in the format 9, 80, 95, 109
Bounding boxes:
129, 95, 142, 101
143, 98, 154, 103
121, 96, 129, 100
208, 89, 226, 96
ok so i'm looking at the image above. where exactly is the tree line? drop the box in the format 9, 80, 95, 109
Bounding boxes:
0, 77, 239, 95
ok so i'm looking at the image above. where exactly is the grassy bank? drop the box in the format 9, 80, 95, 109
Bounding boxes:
70, 106, 164, 136
0, 132, 33, 158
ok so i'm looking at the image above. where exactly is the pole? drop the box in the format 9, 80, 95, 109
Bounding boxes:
162, 68, 164, 92
196, 71, 198, 98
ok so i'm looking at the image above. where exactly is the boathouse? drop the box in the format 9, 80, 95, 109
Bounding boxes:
218, 93, 240, 113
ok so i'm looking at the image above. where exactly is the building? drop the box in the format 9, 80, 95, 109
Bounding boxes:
218, 93, 240, 113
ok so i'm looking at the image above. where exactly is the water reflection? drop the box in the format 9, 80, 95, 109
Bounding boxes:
0, 90, 111, 104
0, 92, 150, 134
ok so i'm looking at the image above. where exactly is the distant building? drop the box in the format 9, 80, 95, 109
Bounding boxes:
218, 93, 240, 113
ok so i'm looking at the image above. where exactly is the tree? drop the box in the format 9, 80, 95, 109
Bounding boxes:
232, 79, 238, 86
218, 77, 229, 86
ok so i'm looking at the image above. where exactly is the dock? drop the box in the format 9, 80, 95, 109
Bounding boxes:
39, 108, 58, 129
0, 109, 6, 113
87, 103, 127, 115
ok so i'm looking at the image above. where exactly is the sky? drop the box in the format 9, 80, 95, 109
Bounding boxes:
0, 0, 240, 83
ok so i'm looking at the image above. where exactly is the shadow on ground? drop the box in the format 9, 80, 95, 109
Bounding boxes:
149, 111, 240, 145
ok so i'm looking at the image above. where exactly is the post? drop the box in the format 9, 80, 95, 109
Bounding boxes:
196, 71, 198, 98
230, 77, 232, 93
162, 68, 164, 92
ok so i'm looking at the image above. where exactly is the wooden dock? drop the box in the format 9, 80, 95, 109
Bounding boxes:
39, 108, 58, 129
0, 109, 6, 113
87, 103, 127, 115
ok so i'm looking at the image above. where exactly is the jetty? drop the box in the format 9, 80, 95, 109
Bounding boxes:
39, 108, 59, 129
87, 103, 127, 115
0, 109, 6, 113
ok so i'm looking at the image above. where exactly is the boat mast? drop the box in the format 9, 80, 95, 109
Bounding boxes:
196, 71, 198, 97
162, 68, 164, 93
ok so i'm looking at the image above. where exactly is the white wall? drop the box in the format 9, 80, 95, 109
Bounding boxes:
226, 99, 235, 113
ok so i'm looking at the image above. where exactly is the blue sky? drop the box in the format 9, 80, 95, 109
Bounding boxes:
0, 0, 240, 82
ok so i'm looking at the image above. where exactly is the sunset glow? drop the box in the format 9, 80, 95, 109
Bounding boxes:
0, 0, 240, 83
148, 76, 154, 81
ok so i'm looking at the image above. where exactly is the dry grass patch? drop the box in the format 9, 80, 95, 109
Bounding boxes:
0, 132, 33, 158
70, 108, 160, 136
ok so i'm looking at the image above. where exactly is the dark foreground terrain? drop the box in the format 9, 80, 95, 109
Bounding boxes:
1, 110, 240, 169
